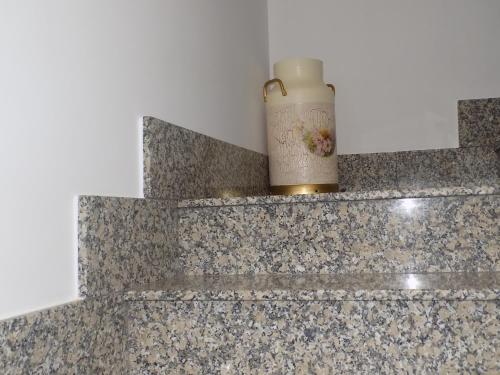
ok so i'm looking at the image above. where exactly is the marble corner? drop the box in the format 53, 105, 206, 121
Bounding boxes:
177, 194, 499, 275
0, 296, 126, 375
397, 147, 499, 190
458, 98, 500, 147
78, 195, 177, 297
143, 116, 269, 200
127, 299, 498, 373
338, 152, 398, 191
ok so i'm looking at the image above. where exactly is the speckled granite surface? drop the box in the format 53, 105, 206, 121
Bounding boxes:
143, 116, 269, 200
337, 146, 499, 192
338, 153, 398, 191
397, 146, 499, 189
127, 299, 498, 374
459, 98, 500, 147
177, 194, 499, 274
78, 196, 177, 297
0, 296, 126, 375
126, 272, 500, 302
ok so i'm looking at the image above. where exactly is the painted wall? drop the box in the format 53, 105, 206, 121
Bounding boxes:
268, 0, 500, 154
0, 0, 269, 319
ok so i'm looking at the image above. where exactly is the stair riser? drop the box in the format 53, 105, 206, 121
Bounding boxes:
127, 300, 498, 374
177, 195, 499, 274
339, 146, 498, 191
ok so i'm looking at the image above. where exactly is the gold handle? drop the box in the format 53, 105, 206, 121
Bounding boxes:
326, 84, 336, 95
263, 78, 287, 102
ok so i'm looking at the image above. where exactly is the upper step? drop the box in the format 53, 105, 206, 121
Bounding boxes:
175, 186, 500, 275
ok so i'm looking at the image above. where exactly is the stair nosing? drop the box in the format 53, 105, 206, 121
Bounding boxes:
125, 272, 500, 302
177, 184, 500, 209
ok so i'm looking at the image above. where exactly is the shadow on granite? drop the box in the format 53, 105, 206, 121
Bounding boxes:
143, 117, 269, 200
78, 196, 177, 297
0, 296, 126, 375
458, 98, 500, 147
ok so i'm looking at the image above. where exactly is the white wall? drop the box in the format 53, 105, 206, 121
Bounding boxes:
0, 0, 269, 319
268, 0, 500, 154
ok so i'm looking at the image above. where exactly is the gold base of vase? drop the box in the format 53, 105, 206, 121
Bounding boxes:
271, 183, 339, 196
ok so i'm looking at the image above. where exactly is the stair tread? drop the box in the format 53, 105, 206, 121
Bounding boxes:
126, 272, 499, 302
177, 184, 500, 208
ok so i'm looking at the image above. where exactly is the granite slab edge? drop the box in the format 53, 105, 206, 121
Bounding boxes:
124, 273, 500, 302
177, 184, 500, 208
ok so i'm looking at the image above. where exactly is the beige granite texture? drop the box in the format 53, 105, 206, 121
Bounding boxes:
143, 117, 270, 200
176, 194, 499, 275
78, 196, 177, 297
127, 299, 499, 374
0, 296, 126, 375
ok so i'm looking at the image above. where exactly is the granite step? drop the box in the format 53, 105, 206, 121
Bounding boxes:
174, 185, 500, 275
126, 272, 499, 373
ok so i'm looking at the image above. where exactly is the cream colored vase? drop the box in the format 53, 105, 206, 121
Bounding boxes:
264, 58, 338, 195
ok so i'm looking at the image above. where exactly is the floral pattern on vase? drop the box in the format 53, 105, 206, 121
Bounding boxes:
301, 127, 335, 157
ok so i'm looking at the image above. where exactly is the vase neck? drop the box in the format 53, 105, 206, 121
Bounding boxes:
274, 58, 324, 84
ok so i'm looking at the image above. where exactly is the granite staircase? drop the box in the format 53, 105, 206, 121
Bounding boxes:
1, 98, 498, 374
123, 190, 498, 373
119, 98, 499, 374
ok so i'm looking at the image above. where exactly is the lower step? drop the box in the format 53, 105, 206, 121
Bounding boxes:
126, 273, 498, 373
